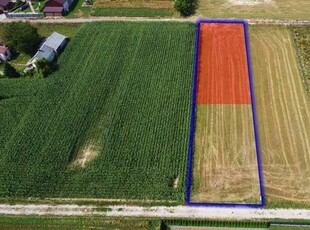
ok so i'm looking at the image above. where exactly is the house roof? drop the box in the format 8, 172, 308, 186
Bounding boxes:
0, 46, 8, 55
27, 32, 67, 66
43, 32, 67, 51
43, 6, 64, 13
27, 45, 55, 65
45, 0, 65, 7
0, 0, 11, 7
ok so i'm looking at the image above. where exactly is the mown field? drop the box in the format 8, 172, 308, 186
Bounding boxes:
0, 22, 195, 200
192, 105, 260, 203
250, 25, 310, 207
196, 0, 310, 20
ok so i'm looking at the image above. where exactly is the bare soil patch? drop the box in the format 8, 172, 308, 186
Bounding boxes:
74, 144, 98, 168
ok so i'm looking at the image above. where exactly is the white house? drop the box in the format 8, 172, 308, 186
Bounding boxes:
0, 42, 11, 63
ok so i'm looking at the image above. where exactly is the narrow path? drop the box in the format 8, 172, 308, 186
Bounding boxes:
1, 204, 310, 220
28, 0, 35, 13
2, 16, 310, 25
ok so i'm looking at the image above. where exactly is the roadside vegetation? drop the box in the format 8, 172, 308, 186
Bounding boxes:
0, 216, 156, 230
2, 216, 308, 230
0, 22, 195, 201
291, 26, 310, 89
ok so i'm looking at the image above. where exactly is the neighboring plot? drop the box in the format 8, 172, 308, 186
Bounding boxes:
196, 0, 310, 20
0, 22, 195, 200
191, 22, 261, 204
250, 25, 310, 206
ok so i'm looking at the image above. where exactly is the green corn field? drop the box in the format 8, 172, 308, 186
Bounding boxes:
0, 22, 195, 200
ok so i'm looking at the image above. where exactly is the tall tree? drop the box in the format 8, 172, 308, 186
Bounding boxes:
3, 22, 40, 55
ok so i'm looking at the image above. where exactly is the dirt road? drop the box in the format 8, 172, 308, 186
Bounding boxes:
0, 204, 310, 220
2, 16, 310, 25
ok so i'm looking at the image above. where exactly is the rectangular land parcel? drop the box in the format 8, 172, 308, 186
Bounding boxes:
0, 22, 195, 200
191, 22, 261, 204
250, 26, 310, 206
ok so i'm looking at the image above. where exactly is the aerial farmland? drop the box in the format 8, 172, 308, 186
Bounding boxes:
0, 2, 310, 228
0, 22, 195, 200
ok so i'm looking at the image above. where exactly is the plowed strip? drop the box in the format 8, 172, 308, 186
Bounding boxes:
196, 23, 251, 104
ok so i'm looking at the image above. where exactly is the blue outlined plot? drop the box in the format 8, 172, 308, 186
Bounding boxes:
186, 19, 265, 208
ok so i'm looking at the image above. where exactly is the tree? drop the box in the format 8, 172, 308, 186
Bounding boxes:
25, 58, 58, 78
174, 0, 192, 16
3, 63, 20, 78
3, 22, 40, 55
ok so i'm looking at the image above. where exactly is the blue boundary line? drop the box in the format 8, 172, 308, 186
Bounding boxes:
186, 19, 265, 208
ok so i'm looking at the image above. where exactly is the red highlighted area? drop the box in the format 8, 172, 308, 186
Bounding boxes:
196, 23, 251, 104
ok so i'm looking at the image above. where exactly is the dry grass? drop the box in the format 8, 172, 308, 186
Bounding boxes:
191, 104, 260, 203
195, 0, 310, 20
250, 25, 310, 205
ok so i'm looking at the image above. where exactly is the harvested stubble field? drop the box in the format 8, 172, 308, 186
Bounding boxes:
250, 25, 310, 206
191, 23, 260, 203
196, 0, 310, 20
0, 22, 195, 200
192, 104, 260, 203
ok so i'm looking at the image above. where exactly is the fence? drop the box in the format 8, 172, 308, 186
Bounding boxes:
6, 12, 44, 19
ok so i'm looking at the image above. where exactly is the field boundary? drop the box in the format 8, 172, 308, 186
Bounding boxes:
186, 19, 265, 208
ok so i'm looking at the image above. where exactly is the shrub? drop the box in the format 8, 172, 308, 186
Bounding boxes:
174, 0, 192, 16
3, 63, 20, 78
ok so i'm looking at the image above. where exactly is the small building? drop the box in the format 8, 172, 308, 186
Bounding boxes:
26, 32, 68, 68
43, 0, 74, 16
0, 41, 11, 63
43, 32, 68, 53
0, 0, 11, 13
27, 46, 56, 67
